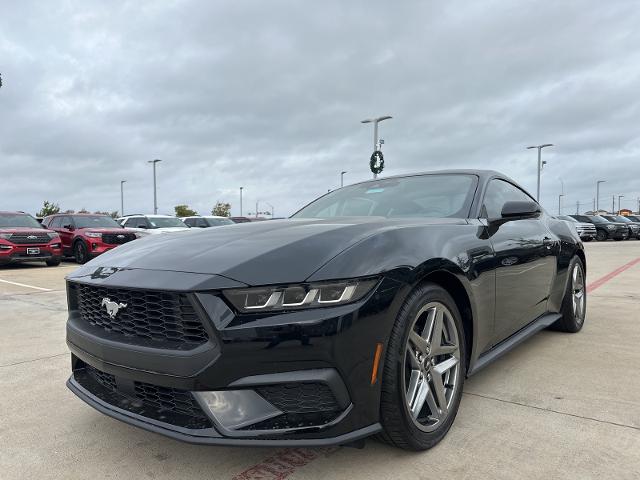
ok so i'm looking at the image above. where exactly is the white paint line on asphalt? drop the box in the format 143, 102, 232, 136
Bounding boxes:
0, 278, 52, 292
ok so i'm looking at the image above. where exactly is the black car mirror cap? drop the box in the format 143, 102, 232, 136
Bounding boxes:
63, 224, 75, 231
500, 201, 541, 220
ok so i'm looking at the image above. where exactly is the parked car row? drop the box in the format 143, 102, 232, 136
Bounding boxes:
0, 211, 243, 267
559, 214, 640, 241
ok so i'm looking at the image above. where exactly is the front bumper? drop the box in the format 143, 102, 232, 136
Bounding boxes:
65, 269, 405, 445
0, 242, 62, 264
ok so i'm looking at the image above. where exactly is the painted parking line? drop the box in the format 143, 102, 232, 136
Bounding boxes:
586, 257, 640, 293
0, 278, 52, 292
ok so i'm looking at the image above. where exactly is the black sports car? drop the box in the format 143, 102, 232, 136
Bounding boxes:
65, 170, 587, 451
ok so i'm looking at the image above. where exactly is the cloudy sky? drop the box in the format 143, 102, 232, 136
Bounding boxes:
1, 0, 640, 218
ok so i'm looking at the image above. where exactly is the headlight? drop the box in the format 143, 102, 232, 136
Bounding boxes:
0, 233, 12, 239
47, 232, 60, 240
85, 232, 102, 238
223, 278, 379, 313
134, 231, 151, 238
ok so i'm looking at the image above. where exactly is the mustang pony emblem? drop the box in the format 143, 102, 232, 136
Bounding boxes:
101, 298, 127, 318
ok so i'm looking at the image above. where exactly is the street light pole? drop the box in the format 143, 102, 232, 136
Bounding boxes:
341, 171, 347, 188
362, 115, 392, 179
147, 159, 161, 214
618, 195, 624, 214
239, 187, 244, 216
264, 202, 274, 218
526, 144, 553, 201
120, 180, 126, 216
596, 180, 606, 212
558, 194, 564, 215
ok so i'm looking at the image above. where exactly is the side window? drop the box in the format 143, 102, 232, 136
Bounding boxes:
124, 217, 138, 227
61, 216, 73, 228
183, 218, 193, 227
197, 218, 208, 227
50, 217, 62, 228
482, 179, 536, 219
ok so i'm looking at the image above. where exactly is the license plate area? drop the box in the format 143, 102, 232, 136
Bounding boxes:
26, 247, 40, 255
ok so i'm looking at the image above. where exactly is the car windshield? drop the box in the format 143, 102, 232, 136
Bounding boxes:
559, 215, 578, 223
588, 216, 610, 224
148, 217, 187, 228
293, 174, 477, 219
205, 217, 234, 226
74, 216, 122, 228
0, 213, 44, 229
613, 216, 632, 223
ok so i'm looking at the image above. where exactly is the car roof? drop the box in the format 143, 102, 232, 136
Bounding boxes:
0, 211, 29, 215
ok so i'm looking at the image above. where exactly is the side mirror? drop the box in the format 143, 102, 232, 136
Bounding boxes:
501, 200, 541, 220
137, 224, 148, 229
63, 224, 75, 231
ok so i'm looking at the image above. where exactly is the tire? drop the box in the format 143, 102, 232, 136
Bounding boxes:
45, 258, 61, 267
74, 241, 89, 264
582, 237, 592, 242
378, 283, 466, 451
595, 230, 607, 241
551, 256, 586, 333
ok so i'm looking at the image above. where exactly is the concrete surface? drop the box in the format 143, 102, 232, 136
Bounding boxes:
1, 244, 639, 480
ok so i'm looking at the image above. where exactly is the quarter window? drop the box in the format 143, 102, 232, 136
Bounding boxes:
482, 179, 536, 219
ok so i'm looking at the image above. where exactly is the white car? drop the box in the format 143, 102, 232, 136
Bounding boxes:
180, 215, 235, 228
117, 215, 191, 236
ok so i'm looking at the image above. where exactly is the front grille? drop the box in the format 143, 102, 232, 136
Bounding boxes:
102, 233, 136, 245
9, 233, 50, 244
242, 382, 343, 431
77, 363, 212, 429
73, 284, 209, 349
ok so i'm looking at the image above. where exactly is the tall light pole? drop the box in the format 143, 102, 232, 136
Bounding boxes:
341, 171, 347, 187
618, 195, 624, 214
558, 194, 564, 215
596, 180, 606, 212
239, 187, 244, 216
526, 144, 553, 201
120, 180, 126, 216
147, 159, 161, 214
362, 115, 392, 179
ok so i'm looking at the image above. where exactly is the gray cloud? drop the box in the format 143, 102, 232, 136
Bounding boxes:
1, 0, 640, 217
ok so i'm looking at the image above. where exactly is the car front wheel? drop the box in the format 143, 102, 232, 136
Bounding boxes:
378, 283, 465, 450
551, 256, 586, 333
595, 230, 607, 241
74, 241, 89, 264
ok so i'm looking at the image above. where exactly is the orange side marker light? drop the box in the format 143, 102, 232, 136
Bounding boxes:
371, 343, 383, 385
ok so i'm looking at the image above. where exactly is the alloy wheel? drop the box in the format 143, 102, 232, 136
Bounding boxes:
402, 302, 461, 433
571, 263, 586, 323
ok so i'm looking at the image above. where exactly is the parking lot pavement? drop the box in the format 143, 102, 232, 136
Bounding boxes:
1, 244, 639, 480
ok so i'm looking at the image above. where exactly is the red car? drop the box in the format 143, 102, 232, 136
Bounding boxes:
42, 214, 137, 264
0, 211, 62, 266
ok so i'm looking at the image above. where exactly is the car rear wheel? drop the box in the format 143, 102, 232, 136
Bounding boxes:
595, 230, 607, 241
551, 256, 586, 333
74, 241, 89, 264
378, 283, 465, 450
45, 259, 61, 267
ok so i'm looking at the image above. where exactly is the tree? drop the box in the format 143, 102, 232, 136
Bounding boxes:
94, 211, 119, 218
174, 204, 197, 217
212, 202, 231, 217
78, 207, 89, 214
36, 201, 60, 217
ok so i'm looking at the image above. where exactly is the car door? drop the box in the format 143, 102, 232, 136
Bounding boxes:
58, 216, 75, 253
482, 179, 559, 344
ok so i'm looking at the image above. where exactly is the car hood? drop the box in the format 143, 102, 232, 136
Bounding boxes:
124, 227, 191, 234
77, 228, 131, 234
0, 227, 54, 234
73, 217, 467, 286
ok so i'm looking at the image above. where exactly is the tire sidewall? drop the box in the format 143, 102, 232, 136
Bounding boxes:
74, 240, 88, 264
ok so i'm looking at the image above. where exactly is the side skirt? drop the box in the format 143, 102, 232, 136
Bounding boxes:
467, 312, 562, 376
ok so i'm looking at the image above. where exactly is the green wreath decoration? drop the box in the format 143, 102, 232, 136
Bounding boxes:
370, 150, 384, 174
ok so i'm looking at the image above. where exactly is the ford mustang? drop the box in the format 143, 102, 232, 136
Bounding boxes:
65, 170, 586, 450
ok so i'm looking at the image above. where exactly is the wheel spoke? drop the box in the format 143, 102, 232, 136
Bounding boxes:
431, 372, 448, 416
420, 307, 437, 339
406, 369, 421, 407
424, 386, 442, 421
410, 377, 430, 418
434, 356, 459, 375
428, 308, 444, 346
407, 348, 421, 370
409, 330, 429, 355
